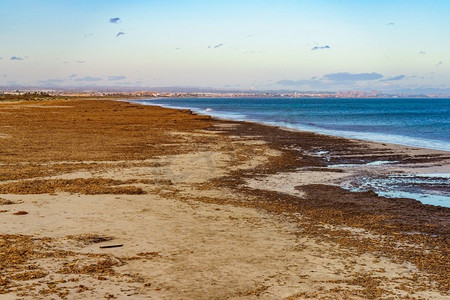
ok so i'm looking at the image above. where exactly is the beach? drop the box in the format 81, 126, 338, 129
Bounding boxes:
0, 99, 449, 299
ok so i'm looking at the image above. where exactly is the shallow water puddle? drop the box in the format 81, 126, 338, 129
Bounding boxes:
344, 173, 450, 207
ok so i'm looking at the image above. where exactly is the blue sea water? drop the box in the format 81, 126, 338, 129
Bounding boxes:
134, 97, 450, 207
136, 97, 450, 152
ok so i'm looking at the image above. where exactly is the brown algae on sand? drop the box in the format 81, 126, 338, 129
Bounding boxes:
0, 99, 448, 299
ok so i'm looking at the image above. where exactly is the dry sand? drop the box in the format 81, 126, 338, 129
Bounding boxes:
0, 99, 449, 299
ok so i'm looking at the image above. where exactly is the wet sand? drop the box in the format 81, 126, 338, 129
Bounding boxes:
0, 99, 449, 299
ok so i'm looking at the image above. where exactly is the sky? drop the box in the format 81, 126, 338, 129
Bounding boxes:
0, 0, 449, 92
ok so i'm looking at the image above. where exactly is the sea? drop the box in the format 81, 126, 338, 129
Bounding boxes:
133, 97, 450, 208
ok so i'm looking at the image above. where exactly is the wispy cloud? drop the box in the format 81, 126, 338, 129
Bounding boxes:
381, 75, 406, 81
209, 43, 223, 49
69, 74, 77, 79
116, 32, 125, 37
419, 51, 426, 55
37, 78, 65, 85
10, 56, 24, 61
84, 33, 93, 38
109, 17, 120, 24
107, 75, 126, 81
242, 50, 266, 55
276, 79, 318, 86
324, 72, 383, 81
311, 45, 330, 51
435, 61, 443, 67
6, 80, 19, 86
74, 76, 102, 82
63, 60, 86, 64
386, 22, 395, 26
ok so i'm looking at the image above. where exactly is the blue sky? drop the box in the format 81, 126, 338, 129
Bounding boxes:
0, 0, 449, 91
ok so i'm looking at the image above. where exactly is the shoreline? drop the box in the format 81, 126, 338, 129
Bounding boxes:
131, 99, 450, 208
135, 98, 450, 153
0, 99, 449, 299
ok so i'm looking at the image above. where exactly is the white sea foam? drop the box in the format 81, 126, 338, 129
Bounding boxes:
329, 161, 398, 168
414, 173, 450, 178
366, 160, 399, 166
315, 151, 329, 155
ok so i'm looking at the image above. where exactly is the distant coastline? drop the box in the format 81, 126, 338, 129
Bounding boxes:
1, 87, 450, 100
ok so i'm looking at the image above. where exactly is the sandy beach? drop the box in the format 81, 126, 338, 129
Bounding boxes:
0, 99, 449, 299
